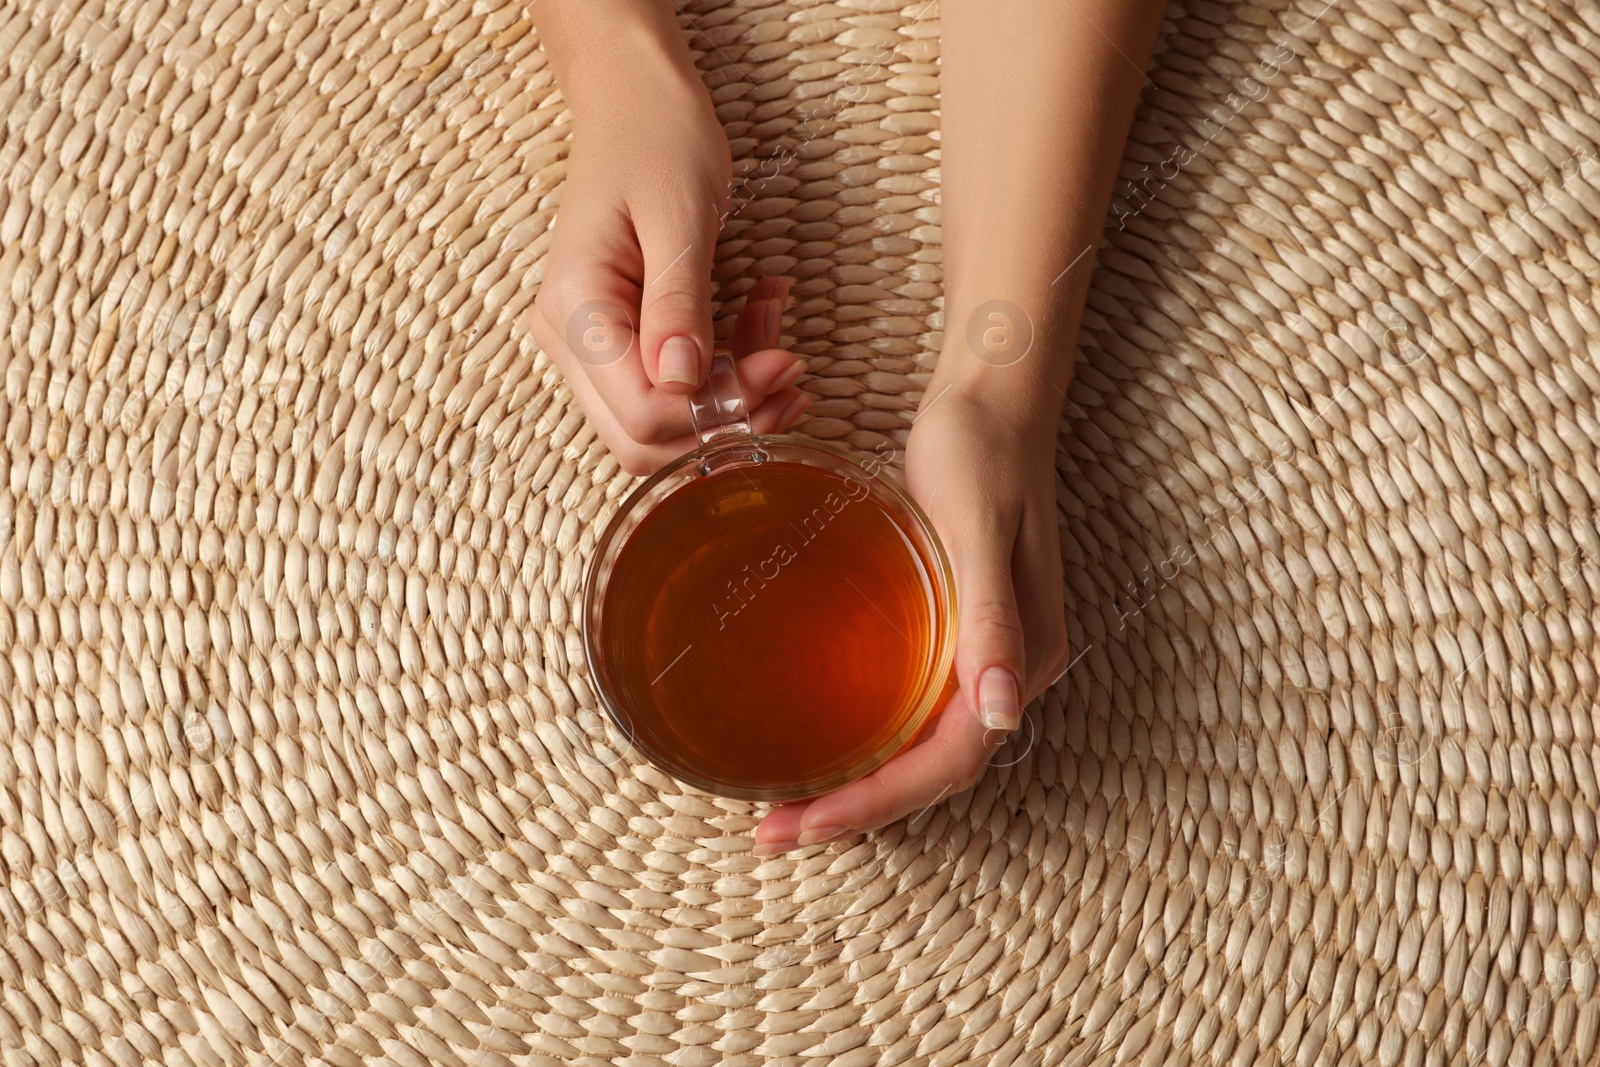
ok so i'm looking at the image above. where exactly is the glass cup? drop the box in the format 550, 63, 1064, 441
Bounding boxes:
582, 352, 958, 801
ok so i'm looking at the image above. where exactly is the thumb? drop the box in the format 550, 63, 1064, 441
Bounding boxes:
638, 206, 717, 394
953, 536, 1026, 736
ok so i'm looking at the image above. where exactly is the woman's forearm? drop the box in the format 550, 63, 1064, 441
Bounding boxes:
529, 0, 704, 119
937, 0, 1165, 424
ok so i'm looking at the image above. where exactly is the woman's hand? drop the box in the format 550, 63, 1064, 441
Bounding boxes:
528, 5, 810, 475
753, 383, 1072, 853
749, 0, 1163, 853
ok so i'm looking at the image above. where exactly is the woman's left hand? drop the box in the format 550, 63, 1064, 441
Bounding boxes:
753, 382, 1073, 853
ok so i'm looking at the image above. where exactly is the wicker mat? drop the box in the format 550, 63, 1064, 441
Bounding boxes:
2, 0, 1598, 1063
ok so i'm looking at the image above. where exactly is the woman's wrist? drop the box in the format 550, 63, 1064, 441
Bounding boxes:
922, 352, 1067, 456
926, 278, 1088, 449
532, 0, 706, 121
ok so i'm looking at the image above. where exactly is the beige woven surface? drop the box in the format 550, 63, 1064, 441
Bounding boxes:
2, 0, 1600, 1063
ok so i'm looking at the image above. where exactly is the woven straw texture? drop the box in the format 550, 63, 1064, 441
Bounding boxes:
3, 0, 1600, 1064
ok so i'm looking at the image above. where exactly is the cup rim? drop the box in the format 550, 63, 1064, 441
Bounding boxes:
581, 433, 958, 802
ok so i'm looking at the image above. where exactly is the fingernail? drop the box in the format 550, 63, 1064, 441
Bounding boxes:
752, 838, 799, 857
765, 297, 783, 341
979, 667, 1020, 732
797, 825, 852, 847
774, 358, 806, 390
780, 391, 813, 426
659, 336, 701, 384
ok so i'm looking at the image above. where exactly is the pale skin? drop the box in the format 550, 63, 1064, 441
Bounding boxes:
529, 0, 1165, 852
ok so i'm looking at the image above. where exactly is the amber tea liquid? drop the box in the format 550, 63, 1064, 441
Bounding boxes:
599, 461, 937, 794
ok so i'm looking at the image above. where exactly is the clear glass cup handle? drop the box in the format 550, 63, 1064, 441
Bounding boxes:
687, 351, 750, 445
687, 351, 764, 471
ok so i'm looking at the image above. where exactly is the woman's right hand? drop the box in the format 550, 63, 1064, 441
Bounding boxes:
528, 9, 810, 475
